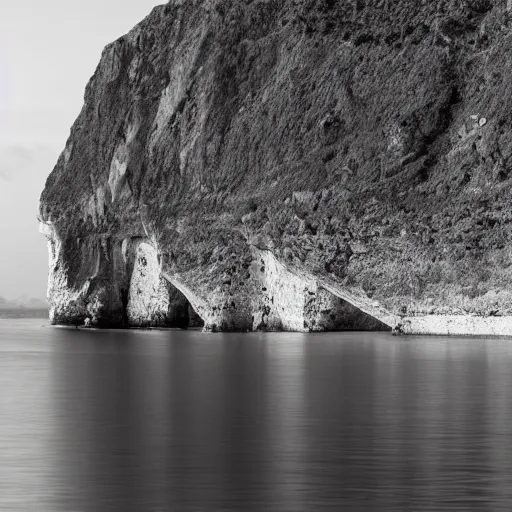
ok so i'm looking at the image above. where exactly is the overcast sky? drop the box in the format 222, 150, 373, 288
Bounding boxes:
0, 0, 163, 300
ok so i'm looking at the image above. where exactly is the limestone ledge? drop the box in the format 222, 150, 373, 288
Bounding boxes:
400, 315, 512, 336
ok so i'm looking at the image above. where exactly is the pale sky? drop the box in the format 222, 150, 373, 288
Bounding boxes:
0, 0, 163, 300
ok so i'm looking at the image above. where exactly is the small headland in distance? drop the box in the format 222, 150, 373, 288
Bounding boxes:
0, 296, 48, 319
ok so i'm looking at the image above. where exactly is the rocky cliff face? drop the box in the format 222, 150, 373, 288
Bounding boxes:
39, 0, 512, 333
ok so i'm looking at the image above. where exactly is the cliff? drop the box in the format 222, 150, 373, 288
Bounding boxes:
39, 0, 512, 334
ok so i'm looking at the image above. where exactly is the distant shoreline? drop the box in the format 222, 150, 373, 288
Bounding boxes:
0, 309, 49, 319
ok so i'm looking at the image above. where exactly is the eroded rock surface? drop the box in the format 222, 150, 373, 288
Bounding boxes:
39, 0, 512, 333
127, 241, 194, 328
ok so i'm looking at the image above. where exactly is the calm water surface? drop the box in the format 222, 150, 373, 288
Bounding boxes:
1, 319, 512, 511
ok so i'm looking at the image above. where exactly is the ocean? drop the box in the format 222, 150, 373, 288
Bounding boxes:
1, 319, 512, 511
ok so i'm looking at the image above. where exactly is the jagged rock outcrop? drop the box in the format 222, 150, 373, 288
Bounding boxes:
39, 0, 512, 334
